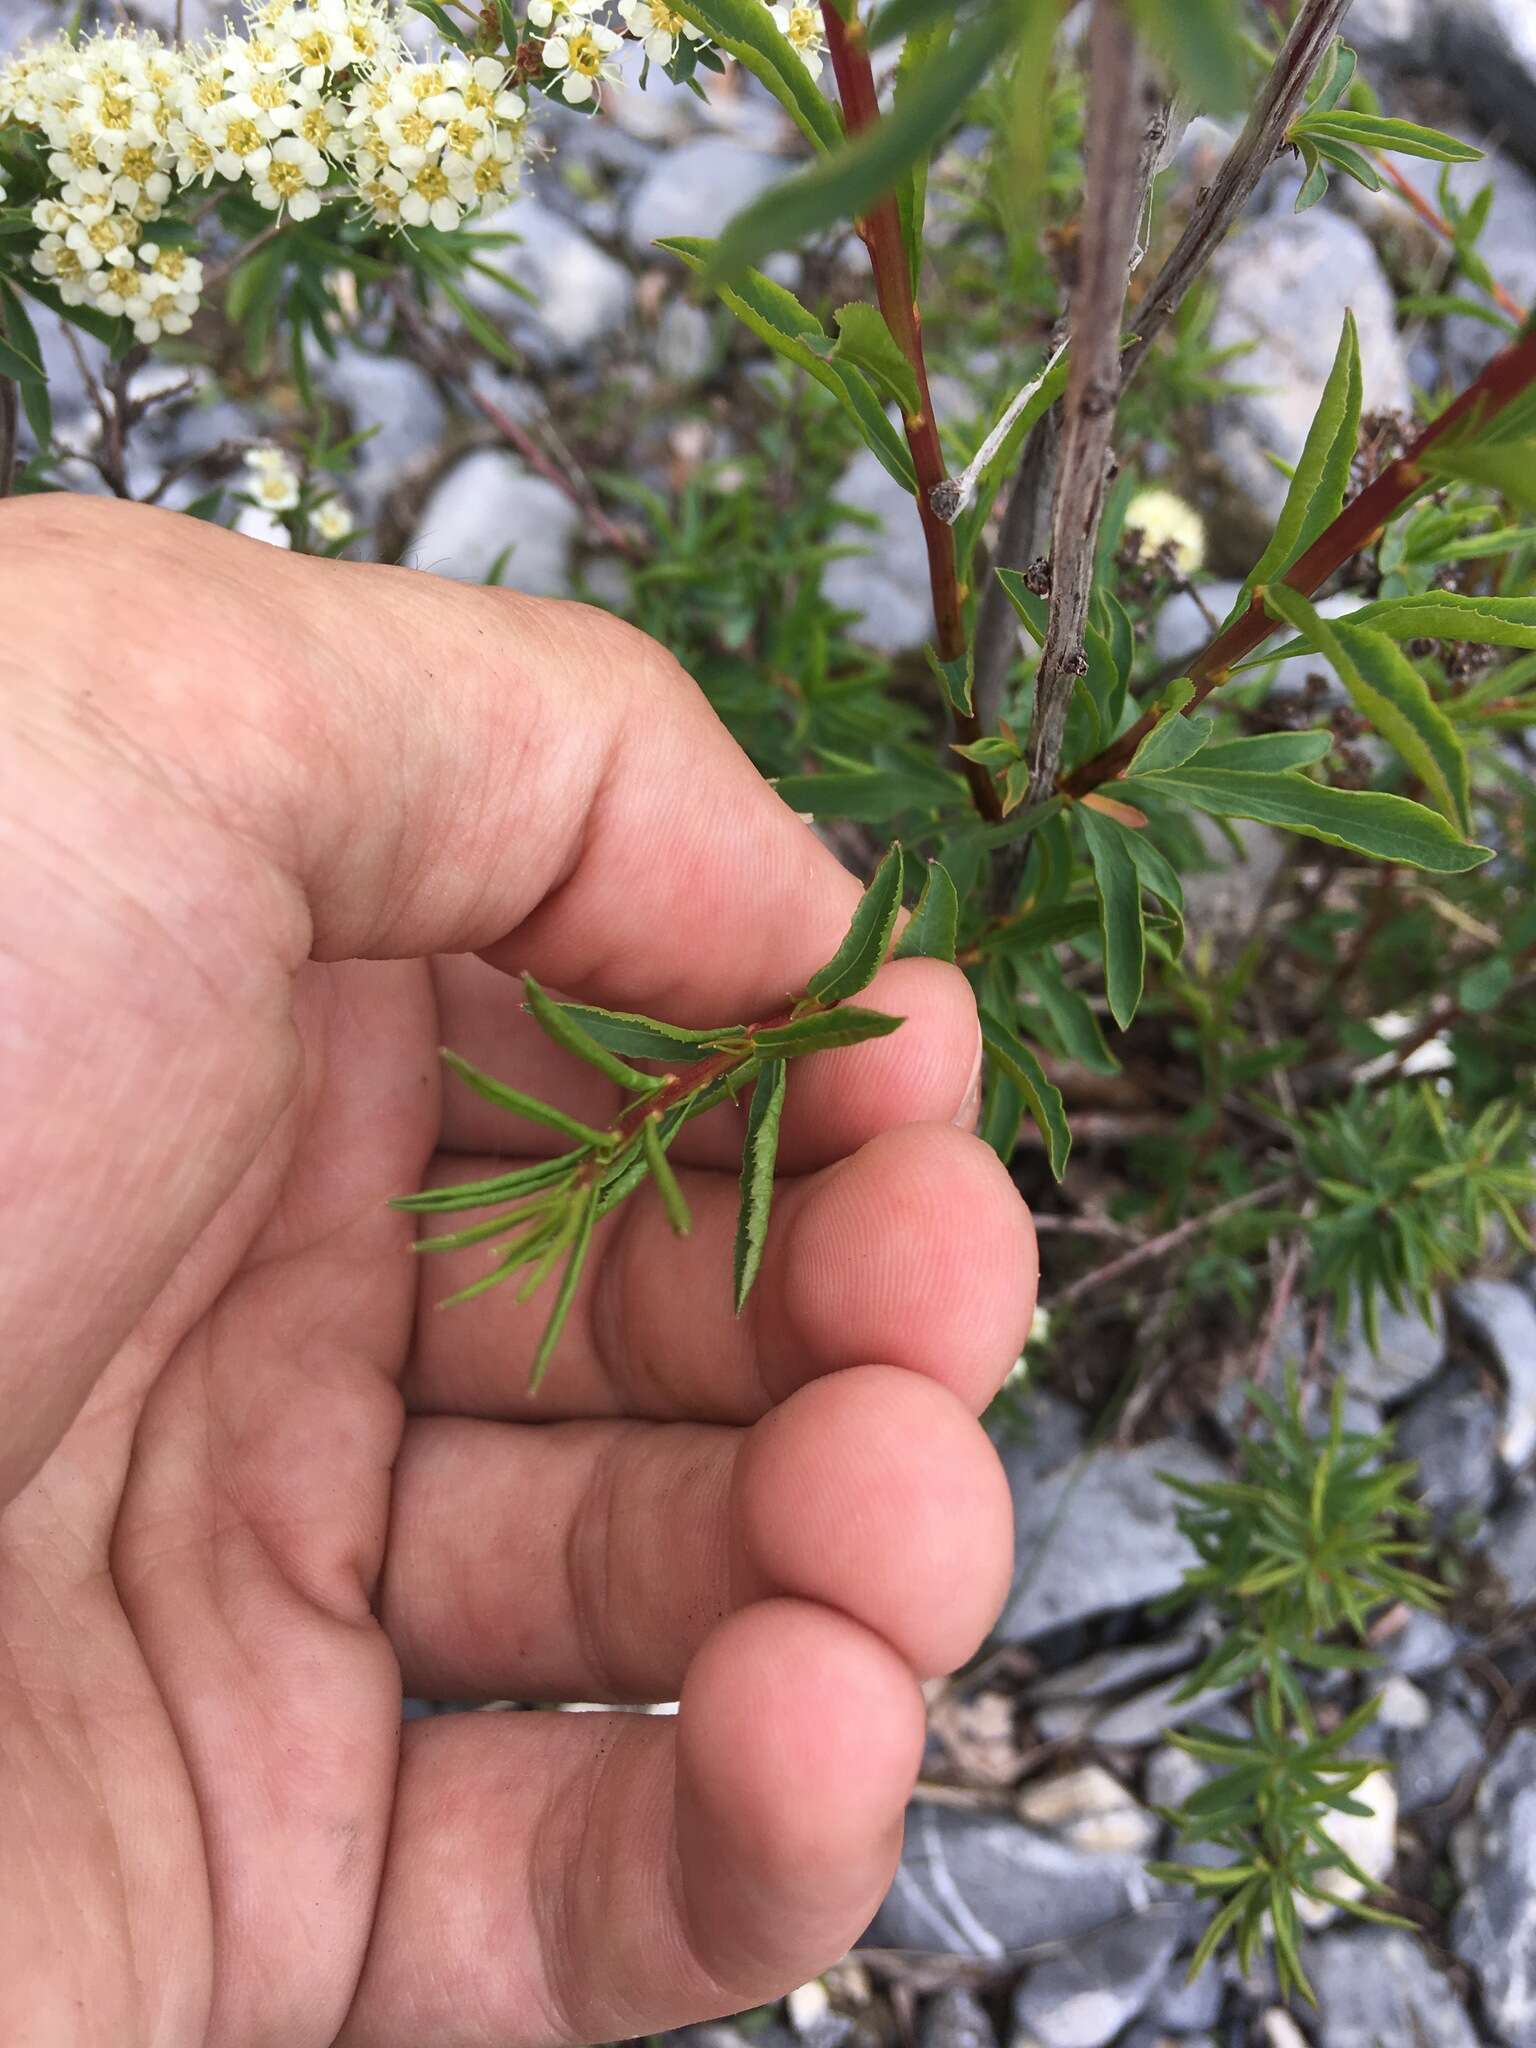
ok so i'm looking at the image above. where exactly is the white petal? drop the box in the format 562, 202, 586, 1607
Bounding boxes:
560, 71, 594, 102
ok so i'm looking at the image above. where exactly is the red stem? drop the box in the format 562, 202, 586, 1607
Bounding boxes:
820, 2, 1001, 823
1065, 330, 1536, 795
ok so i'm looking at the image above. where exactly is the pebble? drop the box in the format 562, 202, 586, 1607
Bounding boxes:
626, 136, 786, 258
406, 449, 580, 594
1010, 1909, 1184, 2048
1451, 1279, 1536, 1470
1306, 1926, 1479, 2048
1451, 1725, 1536, 2040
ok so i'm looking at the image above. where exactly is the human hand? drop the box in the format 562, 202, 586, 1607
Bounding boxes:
0, 494, 1035, 2047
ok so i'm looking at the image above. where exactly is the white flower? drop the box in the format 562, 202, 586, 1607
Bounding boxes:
311, 496, 354, 541
250, 132, 329, 215
526, 0, 603, 29
767, 2, 825, 75
206, 102, 277, 182
541, 21, 623, 105
618, 0, 707, 66
1124, 487, 1206, 575
243, 443, 302, 511
382, 154, 475, 230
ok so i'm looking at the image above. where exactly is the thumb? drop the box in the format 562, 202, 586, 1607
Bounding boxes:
0, 495, 876, 1504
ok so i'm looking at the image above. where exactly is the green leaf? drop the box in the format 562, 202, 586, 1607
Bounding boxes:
1288, 592, 1536, 650
1115, 768, 1489, 872
1079, 806, 1146, 1029
977, 898, 1099, 958
733, 1057, 787, 1311
658, 239, 916, 491
926, 644, 975, 718
894, 860, 959, 962
747, 1006, 905, 1056
979, 1008, 1071, 1179
806, 844, 905, 1002
544, 1001, 721, 1064
1126, 0, 1247, 111
706, 12, 1000, 278
392, 1152, 581, 1214
826, 301, 920, 415
0, 284, 50, 447
1265, 587, 1471, 832
668, 0, 842, 153
1459, 954, 1513, 1013
642, 1114, 693, 1236
772, 766, 953, 820
1244, 313, 1361, 597
528, 1187, 599, 1390
1196, 730, 1335, 773
1020, 955, 1119, 1073
1294, 110, 1482, 164
1129, 707, 1215, 777
439, 1048, 610, 1147
524, 975, 664, 1093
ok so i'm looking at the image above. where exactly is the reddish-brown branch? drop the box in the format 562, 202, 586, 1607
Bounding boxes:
820, 1, 1001, 823
1064, 329, 1536, 796
1377, 155, 1526, 326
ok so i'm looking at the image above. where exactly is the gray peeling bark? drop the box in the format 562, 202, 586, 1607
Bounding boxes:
1023, 0, 1153, 805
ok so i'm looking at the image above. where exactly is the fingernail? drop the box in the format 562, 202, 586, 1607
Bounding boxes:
954, 1022, 983, 1132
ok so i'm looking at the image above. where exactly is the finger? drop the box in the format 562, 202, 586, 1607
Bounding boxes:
339, 1600, 925, 2046
403, 1121, 1037, 1423
381, 1365, 1012, 1701
0, 494, 871, 1500
428, 953, 984, 1172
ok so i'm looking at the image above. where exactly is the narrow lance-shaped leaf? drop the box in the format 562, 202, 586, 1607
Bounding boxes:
1128, 705, 1214, 776
524, 974, 665, 1092
392, 1151, 582, 1214
1242, 313, 1361, 600
706, 12, 1000, 279
806, 843, 904, 1003
439, 1049, 611, 1147
1264, 586, 1472, 833
894, 860, 959, 962
744, 1006, 905, 1056
667, 0, 842, 153
978, 1010, 1071, 1180
1293, 110, 1482, 164
1197, 730, 1334, 773
772, 765, 955, 820
1253, 590, 1536, 657
642, 1115, 693, 1237
733, 1058, 787, 1312
820, 302, 920, 415
528, 1186, 600, 1391
543, 1000, 721, 1064
1079, 805, 1147, 1030
1114, 769, 1489, 872
657, 239, 916, 492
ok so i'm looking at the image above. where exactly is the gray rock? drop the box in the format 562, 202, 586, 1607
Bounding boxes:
319, 346, 447, 517
1031, 1631, 1208, 1706
1378, 1606, 1464, 1676
462, 196, 634, 365
993, 1386, 1087, 1479
1346, 0, 1434, 60
655, 298, 718, 383
1329, 1294, 1446, 1405
1152, 581, 1242, 671
1489, 1481, 1536, 1601
1011, 1909, 1183, 2048
866, 1802, 1157, 1958
1440, 2, 1536, 175
1148, 1956, 1224, 2034
821, 447, 936, 653
1433, 149, 1536, 381
919, 1987, 998, 2048
997, 1440, 1223, 1644
1392, 1692, 1484, 1815
1395, 1364, 1500, 1528
1306, 1928, 1477, 2048
626, 136, 786, 258
1205, 211, 1409, 552
407, 449, 580, 595
1052, 1675, 1240, 1750
1015, 1767, 1160, 1859
1451, 1726, 1536, 2042
1180, 813, 1288, 957
1452, 1279, 1536, 1469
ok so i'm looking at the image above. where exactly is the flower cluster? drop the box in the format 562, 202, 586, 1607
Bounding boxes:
243, 441, 354, 542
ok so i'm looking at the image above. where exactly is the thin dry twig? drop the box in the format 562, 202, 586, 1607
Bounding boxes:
1053, 1177, 1292, 1309
1116, 0, 1354, 388
1023, 0, 1151, 806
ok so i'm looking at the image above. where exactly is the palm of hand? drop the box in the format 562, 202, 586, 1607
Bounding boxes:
4, 951, 1025, 2048
0, 499, 1031, 2047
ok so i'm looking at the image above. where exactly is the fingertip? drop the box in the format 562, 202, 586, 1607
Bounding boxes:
675, 1599, 923, 1986
767, 1122, 1038, 1413
733, 1365, 1015, 1675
